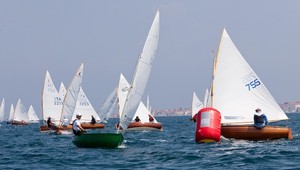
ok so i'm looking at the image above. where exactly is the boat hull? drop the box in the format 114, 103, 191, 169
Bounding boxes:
221, 125, 293, 140
72, 133, 123, 148
40, 123, 105, 132
118, 122, 163, 131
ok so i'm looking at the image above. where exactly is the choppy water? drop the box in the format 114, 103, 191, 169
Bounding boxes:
1, 114, 300, 169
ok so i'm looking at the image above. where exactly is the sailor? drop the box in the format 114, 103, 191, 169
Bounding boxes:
47, 117, 55, 129
135, 116, 141, 122
254, 108, 268, 129
62, 117, 69, 127
72, 113, 86, 135
148, 114, 154, 122
91, 115, 96, 125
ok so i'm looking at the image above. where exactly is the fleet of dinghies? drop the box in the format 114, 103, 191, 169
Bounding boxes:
0, 97, 39, 125
72, 9, 160, 148
0, 10, 294, 148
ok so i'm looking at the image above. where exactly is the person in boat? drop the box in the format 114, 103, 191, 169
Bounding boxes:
62, 117, 69, 127
254, 108, 268, 129
72, 113, 86, 135
47, 117, 55, 129
91, 115, 96, 125
192, 114, 197, 123
135, 116, 141, 122
148, 114, 154, 122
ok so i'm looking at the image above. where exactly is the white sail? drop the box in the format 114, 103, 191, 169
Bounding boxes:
28, 105, 39, 123
117, 73, 131, 119
192, 92, 203, 118
212, 29, 288, 125
8, 104, 14, 122
42, 71, 62, 124
132, 101, 158, 123
0, 98, 5, 122
60, 63, 84, 124
13, 98, 29, 122
98, 87, 118, 122
71, 87, 100, 123
59, 82, 67, 101
119, 10, 159, 130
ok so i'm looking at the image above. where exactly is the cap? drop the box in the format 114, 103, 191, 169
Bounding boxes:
76, 113, 83, 117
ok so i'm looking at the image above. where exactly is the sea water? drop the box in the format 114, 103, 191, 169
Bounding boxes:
1, 114, 299, 169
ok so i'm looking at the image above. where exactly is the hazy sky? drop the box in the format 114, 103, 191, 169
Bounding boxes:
0, 1, 299, 118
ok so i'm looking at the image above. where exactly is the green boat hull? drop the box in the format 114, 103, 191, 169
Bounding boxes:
72, 133, 123, 148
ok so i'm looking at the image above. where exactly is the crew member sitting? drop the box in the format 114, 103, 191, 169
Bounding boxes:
91, 115, 96, 125
47, 117, 55, 129
254, 108, 268, 129
135, 116, 141, 122
148, 114, 154, 122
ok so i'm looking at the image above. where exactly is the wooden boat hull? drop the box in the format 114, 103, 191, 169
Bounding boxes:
11, 121, 28, 125
72, 133, 123, 148
126, 122, 163, 131
221, 125, 293, 140
40, 123, 105, 132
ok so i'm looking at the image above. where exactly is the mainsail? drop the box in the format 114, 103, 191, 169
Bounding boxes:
42, 71, 62, 124
14, 98, 29, 122
0, 98, 5, 122
119, 10, 159, 130
28, 105, 39, 123
212, 29, 288, 125
8, 104, 14, 123
98, 87, 118, 122
192, 92, 203, 118
71, 87, 100, 123
59, 63, 84, 124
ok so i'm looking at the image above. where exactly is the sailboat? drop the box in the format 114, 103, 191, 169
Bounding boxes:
98, 87, 118, 123
40, 71, 65, 131
53, 63, 85, 133
72, 10, 159, 148
11, 98, 29, 125
70, 87, 104, 129
28, 105, 39, 123
0, 98, 5, 122
210, 28, 292, 140
7, 104, 14, 124
117, 73, 162, 131
191, 92, 203, 122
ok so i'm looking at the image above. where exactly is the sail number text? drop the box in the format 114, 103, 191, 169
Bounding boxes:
245, 78, 261, 91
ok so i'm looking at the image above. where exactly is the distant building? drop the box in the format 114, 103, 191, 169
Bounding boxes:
280, 102, 300, 113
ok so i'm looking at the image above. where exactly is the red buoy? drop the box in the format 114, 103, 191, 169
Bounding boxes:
195, 107, 221, 143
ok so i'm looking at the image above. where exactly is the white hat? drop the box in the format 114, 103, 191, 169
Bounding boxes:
76, 113, 82, 117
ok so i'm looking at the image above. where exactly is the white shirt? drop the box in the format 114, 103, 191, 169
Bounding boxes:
62, 118, 69, 126
73, 119, 81, 131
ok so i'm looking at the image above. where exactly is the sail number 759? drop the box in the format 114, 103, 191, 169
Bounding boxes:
245, 78, 261, 91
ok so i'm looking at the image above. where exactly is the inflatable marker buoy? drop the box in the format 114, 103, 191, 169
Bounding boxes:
195, 107, 221, 143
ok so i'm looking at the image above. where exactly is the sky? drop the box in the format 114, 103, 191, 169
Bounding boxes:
0, 1, 299, 118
